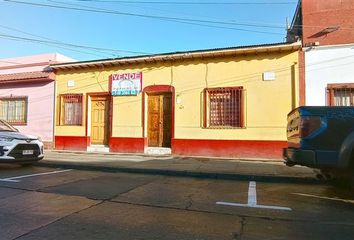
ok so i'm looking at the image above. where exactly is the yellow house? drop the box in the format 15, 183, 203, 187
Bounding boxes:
51, 42, 301, 159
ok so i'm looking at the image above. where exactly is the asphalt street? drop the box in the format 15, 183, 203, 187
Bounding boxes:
0, 164, 353, 240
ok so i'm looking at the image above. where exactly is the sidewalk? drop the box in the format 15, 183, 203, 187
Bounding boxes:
37, 150, 318, 183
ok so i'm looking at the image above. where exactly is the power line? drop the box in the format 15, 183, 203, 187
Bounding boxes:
0, 32, 109, 58
55, 0, 286, 35
78, 0, 282, 30
57, 0, 354, 31
4, 0, 287, 32
73, 0, 298, 5
11, 0, 353, 34
0, 25, 153, 55
0, 31, 155, 60
48, 0, 285, 36
163, 19, 284, 35
48, 0, 354, 30
0, 26, 108, 58
16, 0, 354, 31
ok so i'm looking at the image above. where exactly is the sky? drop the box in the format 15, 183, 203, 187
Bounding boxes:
0, 0, 299, 61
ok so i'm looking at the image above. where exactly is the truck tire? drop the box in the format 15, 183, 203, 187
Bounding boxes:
349, 150, 354, 189
350, 173, 354, 189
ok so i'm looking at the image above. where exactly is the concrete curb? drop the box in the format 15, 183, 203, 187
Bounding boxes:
46, 150, 284, 164
36, 160, 320, 184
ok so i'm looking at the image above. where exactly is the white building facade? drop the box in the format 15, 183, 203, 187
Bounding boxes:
305, 44, 354, 106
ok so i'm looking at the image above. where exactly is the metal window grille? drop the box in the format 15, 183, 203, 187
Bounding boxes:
61, 94, 83, 125
205, 87, 243, 128
0, 97, 27, 124
332, 88, 354, 106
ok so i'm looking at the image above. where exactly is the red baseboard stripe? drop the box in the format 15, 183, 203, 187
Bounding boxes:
54, 136, 286, 159
172, 139, 287, 159
109, 137, 145, 153
55, 136, 89, 151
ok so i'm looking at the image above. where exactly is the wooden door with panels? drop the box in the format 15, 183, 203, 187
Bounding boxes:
147, 93, 172, 147
91, 96, 109, 145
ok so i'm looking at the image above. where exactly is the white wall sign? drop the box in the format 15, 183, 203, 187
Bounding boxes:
67, 80, 75, 87
111, 72, 142, 96
263, 71, 276, 81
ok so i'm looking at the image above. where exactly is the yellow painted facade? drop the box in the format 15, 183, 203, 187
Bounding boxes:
53, 43, 304, 158
55, 50, 299, 142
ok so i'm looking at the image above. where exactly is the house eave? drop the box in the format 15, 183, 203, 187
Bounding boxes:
51, 42, 302, 71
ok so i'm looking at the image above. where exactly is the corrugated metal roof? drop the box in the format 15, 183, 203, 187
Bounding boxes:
51, 42, 301, 70
0, 71, 53, 83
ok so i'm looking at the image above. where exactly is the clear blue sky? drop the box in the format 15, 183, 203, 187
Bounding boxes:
0, 0, 298, 61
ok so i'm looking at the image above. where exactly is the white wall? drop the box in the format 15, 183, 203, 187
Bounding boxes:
305, 44, 354, 106
0, 53, 76, 74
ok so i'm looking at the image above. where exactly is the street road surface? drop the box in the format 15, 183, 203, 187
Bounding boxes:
0, 165, 353, 240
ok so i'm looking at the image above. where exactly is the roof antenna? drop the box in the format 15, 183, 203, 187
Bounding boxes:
286, 17, 290, 30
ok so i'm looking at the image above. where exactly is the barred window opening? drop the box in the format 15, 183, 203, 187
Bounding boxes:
60, 94, 83, 126
204, 87, 244, 128
333, 88, 354, 106
0, 97, 27, 124
327, 85, 354, 106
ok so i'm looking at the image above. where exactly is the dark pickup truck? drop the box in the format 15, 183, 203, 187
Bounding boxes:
283, 106, 354, 179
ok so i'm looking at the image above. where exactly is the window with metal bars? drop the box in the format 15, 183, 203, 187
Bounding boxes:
327, 84, 354, 106
59, 94, 83, 126
0, 97, 27, 124
204, 87, 244, 128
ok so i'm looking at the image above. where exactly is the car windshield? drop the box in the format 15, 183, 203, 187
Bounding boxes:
0, 120, 17, 132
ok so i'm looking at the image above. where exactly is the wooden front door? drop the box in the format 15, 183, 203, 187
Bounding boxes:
91, 96, 109, 145
147, 93, 172, 147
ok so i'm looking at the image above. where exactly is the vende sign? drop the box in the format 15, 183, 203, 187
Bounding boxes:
111, 72, 142, 96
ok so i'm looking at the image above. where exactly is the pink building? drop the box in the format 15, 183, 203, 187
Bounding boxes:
0, 53, 75, 148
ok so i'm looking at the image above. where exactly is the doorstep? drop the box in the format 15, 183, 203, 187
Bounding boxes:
144, 147, 172, 155
87, 145, 110, 153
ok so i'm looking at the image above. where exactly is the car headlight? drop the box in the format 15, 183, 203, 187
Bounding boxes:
0, 137, 14, 142
37, 137, 42, 142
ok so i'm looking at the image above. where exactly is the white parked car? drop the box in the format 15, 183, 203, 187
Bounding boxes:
0, 120, 44, 165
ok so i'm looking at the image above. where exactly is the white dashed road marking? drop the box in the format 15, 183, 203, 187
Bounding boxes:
216, 181, 292, 211
0, 169, 72, 183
